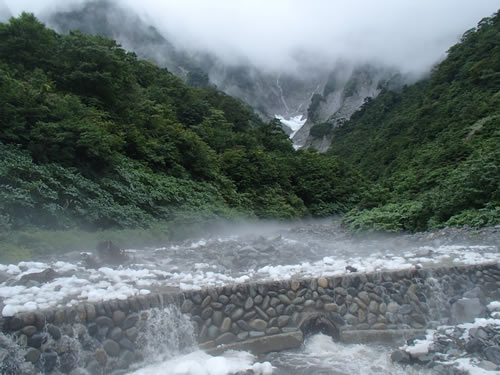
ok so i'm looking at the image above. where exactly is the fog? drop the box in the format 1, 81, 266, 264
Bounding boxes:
4, 0, 499, 75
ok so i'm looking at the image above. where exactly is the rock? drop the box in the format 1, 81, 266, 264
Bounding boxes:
208, 325, 219, 339
7, 316, 24, 331
329, 312, 345, 326
218, 295, 229, 304
358, 309, 366, 323
60, 352, 78, 373
96, 240, 129, 264
211, 311, 222, 327
125, 327, 138, 341
367, 313, 377, 325
215, 332, 237, 345
224, 304, 236, 315
391, 349, 410, 364
41, 352, 58, 372
291, 280, 300, 291
19, 312, 36, 326
220, 317, 232, 333
113, 311, 126, 325
27, 333, 47, 349
324, 303, 338, 312
278, 295, 291, 304
47, 324, 62, 341
21, 325, 37, 336
400, 304, 413, 314
463, 287, 486, 304
95, 348, 108, 365
19, 268, 59, 285
266, 327, 280, 335
237, 332, 249, 341
237, 320, 250, 331
243, 311, 257, 320
96, 316, 114, 328
450, 298, 485, 324
103, 339, 120, 357
249, 319, 267, 331
344, 313, 357, 325
181, 300, 194, 313
484, 346, 500, 365
109, 327, 123, 342
24, 348, 40, 363
368, 301, 378, 313
201, 296, 212, 309
387, 302, 399, 313
122, 314, 139, 330
231, 308, 244, 321
278, 316, 290, 327
318, 277, 328, 289
119, 338, 135, 351
266, 307, 277, 317
379, 302, 387, 314
244, 297, 254, 310
211, 302, 223, 310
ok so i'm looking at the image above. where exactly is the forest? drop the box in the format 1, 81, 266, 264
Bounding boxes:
0, 12, 498, 261
328, 10, 500, 232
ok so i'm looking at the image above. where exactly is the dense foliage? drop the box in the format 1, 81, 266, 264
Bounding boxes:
329, 11, 500, 232
0, 14, 367, 235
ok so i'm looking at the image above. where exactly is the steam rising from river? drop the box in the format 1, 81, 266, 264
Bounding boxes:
1, 220, 498, 317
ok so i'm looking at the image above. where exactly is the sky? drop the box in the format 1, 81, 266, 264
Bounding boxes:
3, 0, 499, 75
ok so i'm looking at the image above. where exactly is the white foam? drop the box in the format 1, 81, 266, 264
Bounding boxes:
487, 301, 500, 312
127, 349, 271, 375
401, 330, 436, 356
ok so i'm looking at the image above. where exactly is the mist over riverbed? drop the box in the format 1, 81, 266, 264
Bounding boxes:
1, 220, 498, 316
1, 220, 499, 374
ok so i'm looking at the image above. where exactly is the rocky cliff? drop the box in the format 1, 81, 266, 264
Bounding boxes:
293, 64, 402, 151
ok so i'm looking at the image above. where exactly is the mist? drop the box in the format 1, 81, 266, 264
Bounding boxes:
4, 0, 499, 75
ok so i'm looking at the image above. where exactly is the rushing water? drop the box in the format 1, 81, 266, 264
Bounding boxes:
127, 331, 427, 375
1, 221, 499, 374
263, 334, 426, 375
122, 301, 427, 375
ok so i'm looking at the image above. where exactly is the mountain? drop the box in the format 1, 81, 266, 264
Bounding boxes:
292, 63, 403, 151
46, 0, 194, 77
45, 0, 396, 143
0, 13, 368, 235
328, 10, 500, 231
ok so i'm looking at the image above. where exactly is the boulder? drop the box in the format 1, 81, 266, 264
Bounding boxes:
19, 268, 58, 285
450, 298, 485, 324
96, 240, 129, 264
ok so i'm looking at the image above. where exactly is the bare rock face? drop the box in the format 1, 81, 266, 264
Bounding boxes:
293, 64, 402, 152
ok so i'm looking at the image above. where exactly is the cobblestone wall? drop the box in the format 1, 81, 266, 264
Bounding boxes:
1, 262, 499, 374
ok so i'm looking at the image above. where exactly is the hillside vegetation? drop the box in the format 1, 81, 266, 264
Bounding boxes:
329, 11, 500, 232
1, 12, 499, 261
0, 14, 366, 243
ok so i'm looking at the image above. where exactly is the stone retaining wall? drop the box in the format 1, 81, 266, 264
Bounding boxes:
1, 262, 499, 374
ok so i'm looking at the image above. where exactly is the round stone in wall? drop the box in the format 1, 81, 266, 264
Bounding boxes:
318, 277, 328, 289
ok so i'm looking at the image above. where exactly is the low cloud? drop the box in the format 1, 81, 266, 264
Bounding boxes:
4, 0, 499, 75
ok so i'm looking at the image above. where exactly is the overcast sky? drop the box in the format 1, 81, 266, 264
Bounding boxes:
3, 0, 499, 75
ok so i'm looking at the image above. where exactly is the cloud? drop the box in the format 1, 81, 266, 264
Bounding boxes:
4, 0, 499, 75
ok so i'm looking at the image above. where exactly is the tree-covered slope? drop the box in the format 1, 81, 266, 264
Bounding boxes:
329, 11, 500, 231
0, 14, 367, 232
